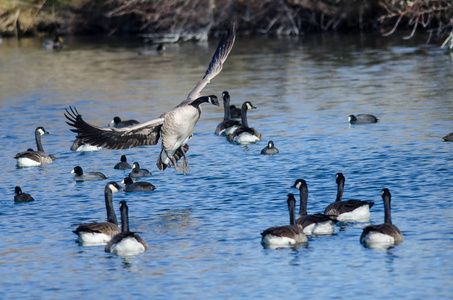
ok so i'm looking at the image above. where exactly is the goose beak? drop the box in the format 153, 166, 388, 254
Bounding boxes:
210, 96, 220, 106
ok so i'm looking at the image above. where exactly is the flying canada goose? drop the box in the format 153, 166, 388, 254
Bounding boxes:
105, 200, 149, 255
122, 177, 155, 192
109, 116, 140, 128
70, 138, 102, 152
291, 180, 336, 236
360, 188, 404, 248
43, 35, 63, 51
71, 166, 107, 182
215, 91, 241, 135
227, 101, 262, 144
14, 186, 34, 203
114, 155, 132, 169
129, 162, 152, 178
442, 132, 453, 141
14, 127, 54, 167
72, 182, 122, 245
65, 24, 236, 175
261, 141, 279, 155
348, 114, 378, 124
324, 173, 374, 222
261, 194, 308, 247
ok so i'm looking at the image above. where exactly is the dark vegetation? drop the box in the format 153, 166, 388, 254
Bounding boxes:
0, 0, 452, 47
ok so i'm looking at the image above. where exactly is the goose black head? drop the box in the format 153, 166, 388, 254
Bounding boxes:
291, 179, 307, 190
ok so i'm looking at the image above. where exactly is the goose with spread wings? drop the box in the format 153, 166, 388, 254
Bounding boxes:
65, 24, 236, 174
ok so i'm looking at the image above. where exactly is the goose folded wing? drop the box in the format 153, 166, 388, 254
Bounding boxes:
65, 106, 163, 150
180, 23, 236, 106
261, 225, 301, 238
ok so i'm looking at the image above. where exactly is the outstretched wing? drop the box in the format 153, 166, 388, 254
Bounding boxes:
65, 106, 163, 150
180, 23, 236, 105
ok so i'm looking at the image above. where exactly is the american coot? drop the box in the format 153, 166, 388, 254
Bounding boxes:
261, 141, 279, 155
360, 188, 404, 248
129, 162, 152, 178
291, 180, 336, 236
348, 114, 378, 124
71, 166, 107, 182
72, 182, 122, 245
65, 24, 236, 175
105, 201, 149, 255
14, 127, 54, 167
14, 186, 34, 203
227, 101, 262, 144
109, 116, 140, 128
114, 155, 132, 170
260, 194, 308, 247
122, 177, 155, 192
324, 173, 374, 222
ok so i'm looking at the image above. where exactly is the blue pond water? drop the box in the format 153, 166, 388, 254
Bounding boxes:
0, 33, 452, 299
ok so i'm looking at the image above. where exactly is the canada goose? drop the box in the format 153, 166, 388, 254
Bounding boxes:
72, 182, 122, 245
14, 186, 34, 203
442, 132, 453, 141
227, 101, 262, 144
70, 138, 102, 151
291, 180, 336, 236
105, 201, 149, 255
129, 162, 152, 178
65, 24, 236, 175
71, 166, 107, 182
114, 155, 132, 170
360, 188, 404, 248
349, 114, 378, 124
109, 116, 140, 128
14, 127, 54, 167
261, 194, 308, 247
214, 91, 241, 135
122, 177, 155, 192
261, 141, 279, 155
43, 35, 63, 51
324, 173, 374, 222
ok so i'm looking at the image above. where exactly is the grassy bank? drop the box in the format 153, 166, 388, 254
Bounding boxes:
1, 0, 452, 46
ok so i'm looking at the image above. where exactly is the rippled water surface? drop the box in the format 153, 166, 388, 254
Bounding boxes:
0, 33, 452, 299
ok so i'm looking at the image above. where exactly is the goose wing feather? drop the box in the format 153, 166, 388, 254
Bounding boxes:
181, 23, 236, 105
65, 106, 163, 150
261, 225, 301, 239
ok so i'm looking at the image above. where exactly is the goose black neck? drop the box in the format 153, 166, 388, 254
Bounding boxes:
299, 183, 308, 217
240, 103, 249, 128
287, 194, 296, 226
223, 94, 231, 120
383, 190, 392, 224
191, 96, 212, 107
105, 186, 118, 225
336, 174, 345, 202
35, 129, 45, 152
120, 201, 130, 232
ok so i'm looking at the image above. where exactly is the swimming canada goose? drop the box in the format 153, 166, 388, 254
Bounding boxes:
214, 91, 241, 135
261, 141, 279, 155
291, 180, 336, 236
65, 24, 236, 175
43, 35, 63, 51
360, 188, 404, 248
71, 166, 108, 182
70, 138, 102, 151
105, 200, 149, 255
109, 116, 140, 128
14, 127, 54, 167
324, 173, 374, 222
114, 155, 132, 169
72, 182, 122, 245
348, 114, 378, 124
227, 101, 262, 144
129, 162, 152, 178
261, 194, 308, 247
14, 186, 34, 203
122, 177, 155, 192
443, 132, 453, 141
